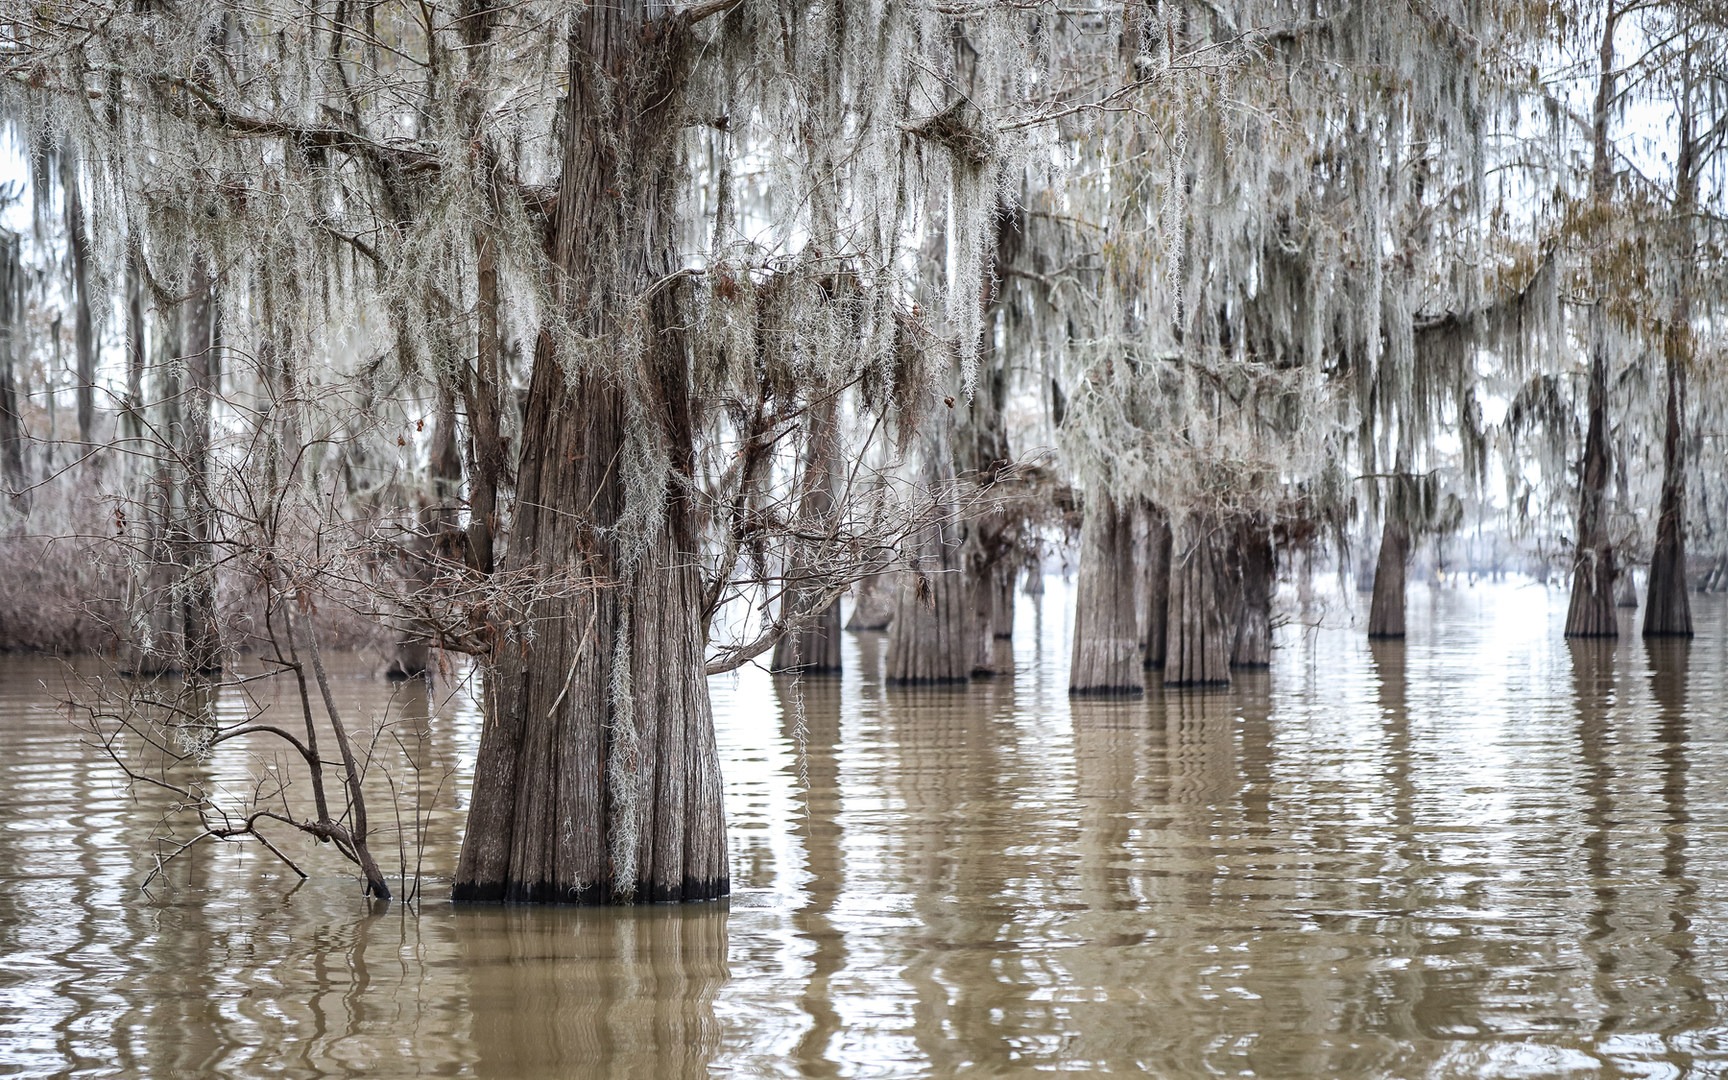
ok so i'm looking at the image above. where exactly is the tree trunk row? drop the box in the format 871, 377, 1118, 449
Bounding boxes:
1068, 501, 1273, 693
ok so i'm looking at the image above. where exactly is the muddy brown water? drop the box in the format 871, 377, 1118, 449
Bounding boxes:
2, 579, 1726, 1077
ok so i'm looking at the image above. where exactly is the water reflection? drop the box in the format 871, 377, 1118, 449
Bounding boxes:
1, 584, 1727, 1076
455, 904, 729, 1079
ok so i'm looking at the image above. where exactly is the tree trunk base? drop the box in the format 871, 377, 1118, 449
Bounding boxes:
1165, 513, 1236, 688
1232, 520, 1273, 667
1367, 519, 1409, 640
1070, 492, 1143, 695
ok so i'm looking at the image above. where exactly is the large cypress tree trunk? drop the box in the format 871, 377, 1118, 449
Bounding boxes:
1565, 340, 1618, 638
1644, 101, 1697, 639
1231, 519, 1273, 668
885, 520, 972, 684
1141, 502, 1172, 670
1069, 491, 1142, 694
1368, 518, 1409, 639
886, 420, 971, 683
961, 327, 1015, 677
454, 7, 726, 904
1566, 9, 1620, 640
1165, 512, 1235, 687
1644, 335, 1691, 636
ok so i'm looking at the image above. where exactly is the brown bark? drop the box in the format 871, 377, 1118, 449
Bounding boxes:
460, 216, 506, 577
1565, 339, 1618, 638
1069, 491, 1143, 694
1368, 518, 1409, 639
1566, 7, 1621, 640
1231, 519, 1273, 667
125, 259, 220, 674
124, 254, 146, 446
1165, 513, 1236, 687
1141, 502, 1172, 669
63, 148, 97, 451
179, 259, 220, 673
959, 217, 1016, 676
1645, 375, 1690, 637
887, 415, 971, 683
1644, 84, 1697, 640
122, 297, 186, 676
0, 232, 25, 501
772, 399, 843, 674
967, 559, 1015, 674
454, 5, 726, 903
885, 530, 972, 684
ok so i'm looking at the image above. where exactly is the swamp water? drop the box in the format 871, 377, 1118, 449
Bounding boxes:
2, 579, 1727, 1077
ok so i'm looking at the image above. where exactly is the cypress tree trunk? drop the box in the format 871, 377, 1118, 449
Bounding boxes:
0, 232, 25, 502
960, 310, 1013, 675
63, 147, 97, 452
772, 400, 843, 674
773, 597, 843, 674
122, 300, 187, 676
1231, 519, 1273, 668
1069, 491, 1142, 695
1368, 518, 1409, 639
1141, 502, 1172, 669
1644, 101, 1697, 639
460, 207, 507, 577
1165, 512, 1235, 687
990, 563, 1015, 639
1567, 9, 1620, 640
1565, 339, 1618, 638
966, 556, 1017, 675
1645, 345, 1692, 634
886, 419, 970, 683
885, 528, 971, 684
454, 6, 726, 904
178, 259, 220, 674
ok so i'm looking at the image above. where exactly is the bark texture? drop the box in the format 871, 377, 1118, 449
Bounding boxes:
454, 6, 727, 904
1368, 518, 1409, 639
1069, 492, 1143, 694
63, 147, 97, 451
1140, 502, 1172, 669
772, 400, 843, 674
121, 260, 220, 675
1231, 519, 1273, 668
1644, 94, 1697, 640
1165, 513, 1236, 687
886, 521, 971, 684
1645, 423, 1690, 637
177, 260, 220, 674
0, 233, 25, 501
1566, 10, 1621, 640
1565, 338, 1618, 638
